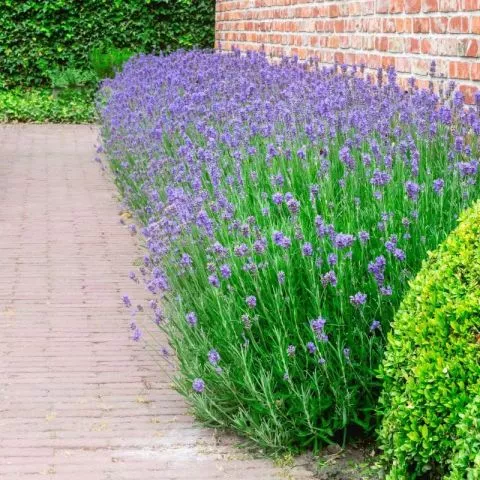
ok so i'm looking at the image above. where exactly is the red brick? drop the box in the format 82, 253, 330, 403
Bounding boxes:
335, 20, 345, 33
362, 1, 376, 14
363, 36, 375, 50
472, 16, 480, 34
390, 0, 406, 13
396, 18, 413, 33
465, 39, 479, 57
384, 18, 396, 33
423, 0, 439, 10
412, 58, 430, 75
406, 0, 422, 12
376, 0, 390, 13
328, 4, 339, 17
327, 35, 340, 48
395, 57, 412, 73
449, 16, 470, 33
463, 0, 479, 10
216, 0, 480, 94
351, 36, 363, 49
376, 36, 389, 51
471, 62, 480, 80
421, 38, 432, 53
413, 17, 430, 33
439, 0, 460, 11
339, 35, 350, 49
449, 60, 471, 78
389, 37, 405, 52
459, 84, 477, 104
407, 37, 421, 53
315, 20, 325, 32
431, 16, 449, 33
381, 56, 396, 68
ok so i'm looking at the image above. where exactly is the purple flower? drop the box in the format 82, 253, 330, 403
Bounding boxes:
122, 295, 132, 308
302, 242, 313, 256
208, 349, 221, 366
311, 316, 326, 331
272, 231, 291, 248
234, 243, 249, 257
339, 146, 355, 170
306, 341, 317, 354
322, 270, 337, 287
393, 248, 406, 261
246, 295, 257, 308
253, 237, 267, 254
272, 192, 283, 205
405, 181, 421, 201
380, 285, 393, 296
368, 255, 386, 285
208, 274, 220, 287
287, 345, 296, 357
327, 253, 337, 266
186, 311, 197, 326
358, 231, 370, 244
212, 242, 228, 257
458, 160, 478, 177
334, 233, 355, 249
350, 292, 367, 306
220, 264, 232, 279
161, 346, 170, 356
370, 320, 381, 331
315, 216, 334, 238
433, 178, 444, 194
287, 198, 300, 214
241, 314, 251, 329
192, 378, 205, 393
343, 348, 351, 360
180, 253, 192, 267
385, 235, 398, 253
277, 271, 286, 284
370, 169, 391, 187
311, 316, 328, 342
132, 327, 142, 341
454, 136, 464, 152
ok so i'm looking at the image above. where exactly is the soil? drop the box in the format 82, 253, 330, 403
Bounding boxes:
310, 441, 383, 479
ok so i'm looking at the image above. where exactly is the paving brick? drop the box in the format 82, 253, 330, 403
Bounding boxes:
0, 125, 313, 480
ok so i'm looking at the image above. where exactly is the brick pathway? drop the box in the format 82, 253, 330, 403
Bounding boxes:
0, 125, 313, 480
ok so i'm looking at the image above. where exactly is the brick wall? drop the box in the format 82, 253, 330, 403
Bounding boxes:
215, 0, 480, 102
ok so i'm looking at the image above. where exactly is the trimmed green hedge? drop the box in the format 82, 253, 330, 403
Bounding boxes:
379, 201, 480, 479
0, 0, 215, 87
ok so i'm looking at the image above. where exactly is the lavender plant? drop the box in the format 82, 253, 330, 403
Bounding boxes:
99, 50, 480, 451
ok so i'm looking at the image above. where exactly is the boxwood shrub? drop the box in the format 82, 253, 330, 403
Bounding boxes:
379, 201, 480, 479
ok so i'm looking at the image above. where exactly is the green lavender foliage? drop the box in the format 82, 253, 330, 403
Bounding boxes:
98, 51, 480, 453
